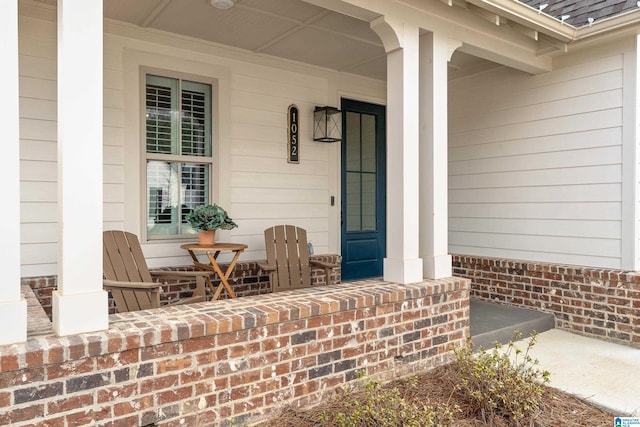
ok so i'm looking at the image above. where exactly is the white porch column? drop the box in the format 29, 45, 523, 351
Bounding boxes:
0, 0, 27, 345
371, 17, 423, 284
419, 33, 461, 279
53, 0, 108, 336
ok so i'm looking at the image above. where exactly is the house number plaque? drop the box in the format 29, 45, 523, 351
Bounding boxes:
288, 104, 299, 164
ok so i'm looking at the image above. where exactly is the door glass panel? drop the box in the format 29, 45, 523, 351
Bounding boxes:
345, 112, 361, 171
361, 114, 376, 173
362, 172, 376, 230
345, 111, 377, 232
346, 172, 361, 231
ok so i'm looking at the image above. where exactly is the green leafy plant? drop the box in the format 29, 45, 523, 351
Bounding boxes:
320, 373, 457, 427
451, 331, 550, 425
185, 204, 238, 231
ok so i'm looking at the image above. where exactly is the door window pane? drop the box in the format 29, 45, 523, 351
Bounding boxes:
362, 172, 376, 230
361, 114, 376, 173
346, 172, 361, 231
345, 112, 361, 171
345, 111, 377, 232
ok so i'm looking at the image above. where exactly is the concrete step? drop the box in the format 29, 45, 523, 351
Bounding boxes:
470, 298, 555, 350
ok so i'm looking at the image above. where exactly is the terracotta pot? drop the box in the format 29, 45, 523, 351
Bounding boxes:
198, 229, 216, 245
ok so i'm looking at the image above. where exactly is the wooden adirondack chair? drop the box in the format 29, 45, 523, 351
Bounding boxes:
258, 225, 338, 292
103, 230, 208, 312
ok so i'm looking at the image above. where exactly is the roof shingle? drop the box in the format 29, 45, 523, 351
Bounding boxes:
518, 0, 638, 27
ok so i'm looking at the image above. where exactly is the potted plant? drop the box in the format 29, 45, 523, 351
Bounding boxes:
186, 204, 238, 245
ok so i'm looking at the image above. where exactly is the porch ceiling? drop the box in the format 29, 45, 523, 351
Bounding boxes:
36, 0, 490, 80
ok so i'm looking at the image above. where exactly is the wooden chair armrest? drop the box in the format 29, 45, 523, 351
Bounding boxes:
172, 295, 206, 305
310, 260, 339, 269
258, 262, 276, 271
103, 279, 161, 291
149, 270, 211, 280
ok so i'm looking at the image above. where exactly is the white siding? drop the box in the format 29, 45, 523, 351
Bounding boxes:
448, 45, 629, 269
19, 13, 57, 277
18, 6, 385, 276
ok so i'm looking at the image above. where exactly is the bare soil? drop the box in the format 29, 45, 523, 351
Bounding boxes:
260, 364, 614, 427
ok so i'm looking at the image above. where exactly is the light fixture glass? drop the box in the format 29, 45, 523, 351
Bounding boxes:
313, 106, 342, 143
211, 0, 234, 10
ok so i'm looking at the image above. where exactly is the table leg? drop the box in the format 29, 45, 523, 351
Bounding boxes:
187, 250, 217, 300
206, 250, 240, 299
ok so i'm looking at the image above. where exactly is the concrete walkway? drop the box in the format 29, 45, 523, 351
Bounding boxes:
511, 329, 640, 417
471, 299, 640, 416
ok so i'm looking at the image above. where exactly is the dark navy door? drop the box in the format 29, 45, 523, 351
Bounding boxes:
341, 99, 386, 281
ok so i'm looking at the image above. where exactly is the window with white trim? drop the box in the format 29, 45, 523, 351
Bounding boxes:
144, 73, 214, 238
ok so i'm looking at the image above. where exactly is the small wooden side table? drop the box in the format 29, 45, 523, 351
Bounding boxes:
180, 242, 248, 300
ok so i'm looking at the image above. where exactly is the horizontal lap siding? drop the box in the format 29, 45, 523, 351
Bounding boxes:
449, 50, 625, 269
103, 44, 126, 234
19, 11, 127, 276
229, 70, 331, 261
19, 14, 57, 277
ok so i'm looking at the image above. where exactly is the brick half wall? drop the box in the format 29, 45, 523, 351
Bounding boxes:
0, 278, 470, 426
453, 255, 640, 347
22, 255, 342, 318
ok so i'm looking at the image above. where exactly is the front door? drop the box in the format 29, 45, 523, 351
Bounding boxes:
340, 99, 386, 281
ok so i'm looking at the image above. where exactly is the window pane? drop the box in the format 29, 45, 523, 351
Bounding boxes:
147, 161, 180, 236
181, 81, 212, 157
146, 75, 178, 154
182, 162, 209, 210
146, 161, 211, 237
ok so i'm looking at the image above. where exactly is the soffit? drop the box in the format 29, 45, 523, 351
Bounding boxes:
30, 0, 511, 80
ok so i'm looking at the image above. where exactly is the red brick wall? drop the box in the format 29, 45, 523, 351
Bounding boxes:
453, 255, 640, 347
23, 255, 341, 318
1, 278, 469, 426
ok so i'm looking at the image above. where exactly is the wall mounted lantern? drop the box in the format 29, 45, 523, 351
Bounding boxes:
313, 106, 342, 142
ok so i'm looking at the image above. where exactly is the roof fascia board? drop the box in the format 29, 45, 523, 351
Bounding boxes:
467, 0, 640, 45
574, 11, 640, 41
464, 0, 575, 42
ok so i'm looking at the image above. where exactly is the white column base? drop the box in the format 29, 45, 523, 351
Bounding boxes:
53, 290, 109, 336
422, 254, 452, 280
0, 299, 27, 344
383, 257, 424, 284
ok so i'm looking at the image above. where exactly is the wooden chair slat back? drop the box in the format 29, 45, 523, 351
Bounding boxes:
103, 230, 157, 312
265, 225, 312, 292
273, 226, 291, 291
103, 231, 153, 282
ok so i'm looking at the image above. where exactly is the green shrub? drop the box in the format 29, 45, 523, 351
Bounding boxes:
452, 332, 550, 425
320, 374, 457, 427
